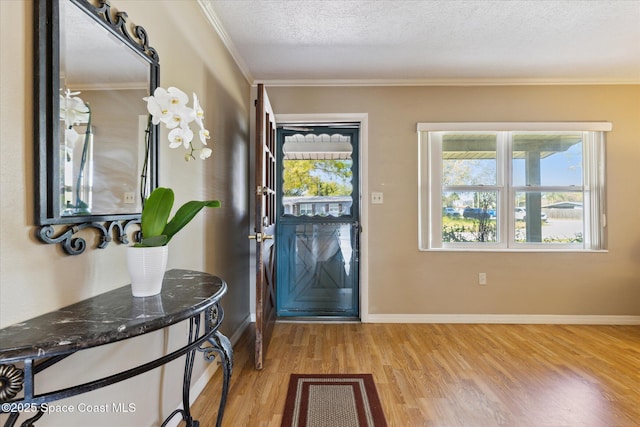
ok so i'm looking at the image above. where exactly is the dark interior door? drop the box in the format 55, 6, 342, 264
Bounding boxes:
252, 84, 277, 369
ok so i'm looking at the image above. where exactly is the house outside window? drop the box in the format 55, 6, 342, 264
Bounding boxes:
418, 122, 611, 251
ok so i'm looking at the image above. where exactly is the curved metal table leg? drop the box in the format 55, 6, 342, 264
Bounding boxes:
202, 331, 233, 427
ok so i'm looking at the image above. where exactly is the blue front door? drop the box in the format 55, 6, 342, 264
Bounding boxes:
276, 126, 360, 318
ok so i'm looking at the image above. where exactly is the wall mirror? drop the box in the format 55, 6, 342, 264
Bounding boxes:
35, 0, 159, 255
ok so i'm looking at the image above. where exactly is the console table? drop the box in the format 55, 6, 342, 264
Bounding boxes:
0, 269, 233, 427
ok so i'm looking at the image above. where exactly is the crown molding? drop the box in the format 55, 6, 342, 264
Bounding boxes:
198, 2, 639, 88
257, 77, 640, 87
196, 0, 254, 84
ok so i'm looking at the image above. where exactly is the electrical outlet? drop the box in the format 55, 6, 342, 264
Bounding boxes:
124, 192, 136, 204
371, 192, 384, 204
478, 273, 487, 285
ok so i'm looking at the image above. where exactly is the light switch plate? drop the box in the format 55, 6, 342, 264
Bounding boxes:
371, 192, 383, 204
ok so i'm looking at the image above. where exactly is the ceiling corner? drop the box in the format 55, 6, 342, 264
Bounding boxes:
196, 0, 255, 85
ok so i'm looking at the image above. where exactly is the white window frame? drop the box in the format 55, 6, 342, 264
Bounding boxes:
418, 122, 611, 252
299, 203, 313, 215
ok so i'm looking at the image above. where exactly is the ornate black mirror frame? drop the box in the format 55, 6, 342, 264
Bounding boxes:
35, 0, 159, 255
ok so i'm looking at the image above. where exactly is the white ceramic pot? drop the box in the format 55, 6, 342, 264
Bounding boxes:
126, 246, 168, 297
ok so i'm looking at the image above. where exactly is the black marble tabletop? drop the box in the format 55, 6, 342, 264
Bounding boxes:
0, 269, 226, 362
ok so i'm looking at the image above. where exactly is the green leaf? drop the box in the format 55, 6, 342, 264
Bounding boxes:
136, 235, 169, 247
141, 187, 174, 239
163, 199, 221, 243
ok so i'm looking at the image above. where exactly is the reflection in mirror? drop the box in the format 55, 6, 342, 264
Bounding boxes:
35, 0, 159, 255
59, 0, 149, 216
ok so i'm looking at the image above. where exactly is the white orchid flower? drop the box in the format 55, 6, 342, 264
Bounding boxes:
60, 89, 90, 127
166, 87, 189, 107
193, 93, 205, 127
65, 127, 80, 146
143, 86, 213, 161
148, 86, 188, 108
60, 88, 90, 149
144, 87, 190, 125
168, 126, 194, 149
192, 93, 211, 144
199, 128, 211, 145
199, 147, 213, 160
163, 105, 196, 130
144, 95, 171, 125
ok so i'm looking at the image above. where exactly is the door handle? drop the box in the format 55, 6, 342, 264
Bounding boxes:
255, 186, 274, 196
248, 232, 273, 243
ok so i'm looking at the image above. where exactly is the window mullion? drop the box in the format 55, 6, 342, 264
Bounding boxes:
429, 133, 443, 248
499, 132, 509, 246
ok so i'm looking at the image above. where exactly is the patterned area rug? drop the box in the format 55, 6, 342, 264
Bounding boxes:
281, 374, 387, 427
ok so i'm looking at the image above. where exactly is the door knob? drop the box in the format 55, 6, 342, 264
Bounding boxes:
248, 232, 273, 243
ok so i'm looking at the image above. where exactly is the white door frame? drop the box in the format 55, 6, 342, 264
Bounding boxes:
275, 113, 370, 322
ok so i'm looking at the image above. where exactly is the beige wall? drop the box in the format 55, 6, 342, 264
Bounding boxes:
1, 0, 639, 424
268, 85, 640, 316
0, 1, 251, 426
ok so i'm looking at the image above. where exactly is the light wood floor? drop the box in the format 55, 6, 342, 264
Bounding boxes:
188, 322, 640, 426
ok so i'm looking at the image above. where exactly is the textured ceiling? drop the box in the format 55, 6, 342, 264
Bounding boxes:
200, 0, 640, 85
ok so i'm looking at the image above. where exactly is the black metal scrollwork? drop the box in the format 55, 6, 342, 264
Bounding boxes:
79, 0, 159, 62
0, 364, 24, 402
37, 220, 140, 255
197, 332, 233, 427
208, 305, 220, 327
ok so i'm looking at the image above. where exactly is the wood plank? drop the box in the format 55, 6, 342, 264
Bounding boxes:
187, 323, 640, 426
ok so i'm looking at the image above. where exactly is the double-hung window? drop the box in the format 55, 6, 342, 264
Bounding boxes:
418, 123, 611, 251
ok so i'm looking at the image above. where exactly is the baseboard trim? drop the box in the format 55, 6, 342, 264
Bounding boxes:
365, 314, 640, 325
163, 314, 252, 427
227, 314, 253, 344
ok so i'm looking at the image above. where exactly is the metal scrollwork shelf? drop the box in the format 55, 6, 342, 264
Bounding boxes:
36, 219, 140, 255
0, 270, 232, 427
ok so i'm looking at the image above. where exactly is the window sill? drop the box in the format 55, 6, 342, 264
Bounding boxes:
419, 247, 608, 253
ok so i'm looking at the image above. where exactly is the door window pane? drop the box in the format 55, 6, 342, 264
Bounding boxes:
282, 133, 353, 217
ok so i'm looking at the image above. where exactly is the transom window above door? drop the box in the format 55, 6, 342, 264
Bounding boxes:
418, 122, 611, 251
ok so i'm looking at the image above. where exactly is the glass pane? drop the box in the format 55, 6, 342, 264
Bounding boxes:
515, 192, 584, 243
282, 133, 353, 217
442, 191, 498, 243
512, 132, 583, 186
442, 133, 497, 186
59, 0, 150, 217
61, 124, 94, 215
278, 223, 358, 315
